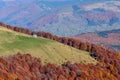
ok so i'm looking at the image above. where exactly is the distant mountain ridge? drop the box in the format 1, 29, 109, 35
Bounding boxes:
0, 0, 120, 36
73, 29, 120, 52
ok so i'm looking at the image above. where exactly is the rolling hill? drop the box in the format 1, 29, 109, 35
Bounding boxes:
0, 24, 119, 80
0, 26, 97, 65
0, 0, 120, 36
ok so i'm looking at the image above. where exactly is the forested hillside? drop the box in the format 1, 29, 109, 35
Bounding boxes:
73, 29, 120, 52
0, 22, 120, 79
0, 52, 119, 80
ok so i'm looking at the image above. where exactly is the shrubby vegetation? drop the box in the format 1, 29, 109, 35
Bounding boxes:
0, 53, 119, 80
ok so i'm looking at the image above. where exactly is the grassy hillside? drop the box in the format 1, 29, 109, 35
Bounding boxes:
0, 26, 97, 65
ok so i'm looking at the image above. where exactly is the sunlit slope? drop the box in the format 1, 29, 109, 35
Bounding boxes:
0, 26, 97, 65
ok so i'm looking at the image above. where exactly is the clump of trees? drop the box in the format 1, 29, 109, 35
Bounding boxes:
0, 22, 120, 79
0, 53, 118, 80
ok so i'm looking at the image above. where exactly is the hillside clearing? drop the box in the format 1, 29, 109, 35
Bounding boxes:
0, 26, 97, 65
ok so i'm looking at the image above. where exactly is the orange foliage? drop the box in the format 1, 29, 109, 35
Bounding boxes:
0, 53, 118, 80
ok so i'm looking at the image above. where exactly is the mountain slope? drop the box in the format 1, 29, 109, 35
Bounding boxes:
0, 26, 97, 65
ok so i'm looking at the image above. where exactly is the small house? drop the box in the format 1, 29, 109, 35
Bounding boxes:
32, 34, 37, 38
